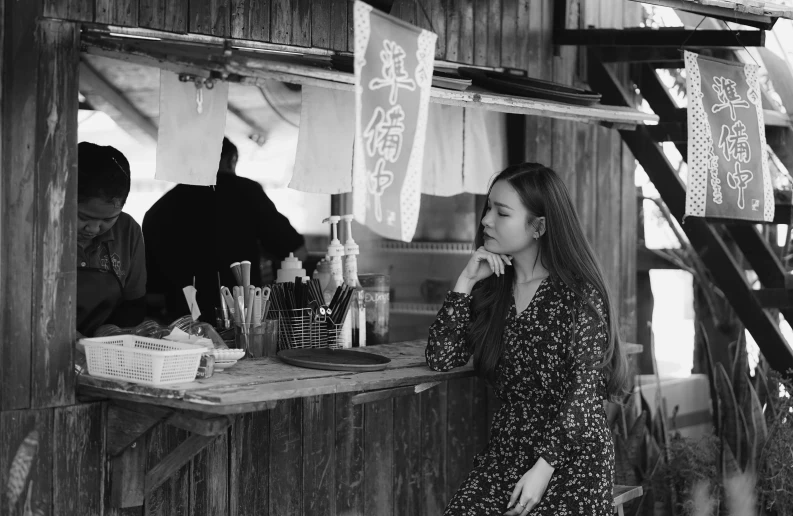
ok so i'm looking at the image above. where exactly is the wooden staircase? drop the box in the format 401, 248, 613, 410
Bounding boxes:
586, 52, 793, 374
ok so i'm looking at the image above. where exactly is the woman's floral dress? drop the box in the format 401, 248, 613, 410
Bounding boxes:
425, 278, 614, 515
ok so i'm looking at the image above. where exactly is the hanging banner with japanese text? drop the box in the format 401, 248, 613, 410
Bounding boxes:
685, 51, 773, 222
352, 1, 437, 242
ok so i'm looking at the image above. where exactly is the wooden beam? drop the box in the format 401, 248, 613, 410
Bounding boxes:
646, 123, 687, 143
613, 485, 643, 508
637, 247, 686, 271
763, 110, 793, 128
554, 28, 765, 48
107, 400, 237, 457
144, 434, 217, 498
165, 411, 234, 436
651, 107, 791, 128
772, 203, 792, 225
79, 31, 659, 128
78, 59, 158, 143
110, 438, 147, 508
598, 46, 684, 65
589, 53, 793, 375
755, 288, 793, 309
107, 403, 168, 457
648, 121, 790, 143
767, 126, 793, 179
350, 382, 440, 405
636, 0, 777, 30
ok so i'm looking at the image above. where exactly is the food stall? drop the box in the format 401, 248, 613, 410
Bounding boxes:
1, 1, 653, 514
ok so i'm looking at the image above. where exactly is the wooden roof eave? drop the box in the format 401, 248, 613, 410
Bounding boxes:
80, 30, 659, 130
634, 0, 780, 30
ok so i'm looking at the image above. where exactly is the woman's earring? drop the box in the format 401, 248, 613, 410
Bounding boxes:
533, 233, 539, 240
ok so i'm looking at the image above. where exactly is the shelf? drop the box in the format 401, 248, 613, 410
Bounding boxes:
391, 302, 442, 316
373, 241, 474, 256
80, 30, 659, 129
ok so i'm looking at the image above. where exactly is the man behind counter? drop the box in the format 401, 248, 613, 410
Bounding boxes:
144, 136, 306, 323
76, 142, 147, 337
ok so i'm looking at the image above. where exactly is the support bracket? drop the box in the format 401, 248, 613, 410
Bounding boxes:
350, 381, 441, 405
107, 400, 272, 508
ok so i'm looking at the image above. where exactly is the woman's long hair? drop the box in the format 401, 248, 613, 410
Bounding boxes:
468, 163, 630, 401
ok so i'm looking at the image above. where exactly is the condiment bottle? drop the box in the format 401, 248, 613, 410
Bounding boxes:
313, 258, 332, 291
322, 216, 345, 305
342, 214, 365, 348
276, 252, 306, 283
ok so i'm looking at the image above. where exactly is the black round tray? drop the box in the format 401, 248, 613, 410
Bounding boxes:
277, 348, 391, 372
457, 67, 602, 106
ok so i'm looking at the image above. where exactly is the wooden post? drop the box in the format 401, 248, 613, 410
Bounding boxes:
1, 0, 42, 411
32, 20, 80, 409
636, 187, 655, 375
2, 5, 79, 410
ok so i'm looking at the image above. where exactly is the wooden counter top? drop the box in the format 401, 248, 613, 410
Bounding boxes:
77, 340, 473, 415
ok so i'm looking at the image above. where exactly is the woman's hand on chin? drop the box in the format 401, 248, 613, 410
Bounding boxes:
455, 246, 512, 294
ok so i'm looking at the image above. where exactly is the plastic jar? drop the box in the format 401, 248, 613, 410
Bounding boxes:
358, 273, 390, 345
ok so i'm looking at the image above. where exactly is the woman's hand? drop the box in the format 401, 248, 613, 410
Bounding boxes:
455, 247, 512, 293
503, 459, 554, 515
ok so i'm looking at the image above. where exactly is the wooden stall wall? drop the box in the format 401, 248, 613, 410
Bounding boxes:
0, 1, 642, 515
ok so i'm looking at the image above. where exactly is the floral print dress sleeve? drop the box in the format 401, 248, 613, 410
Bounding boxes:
536, 287, 609, 468
426, 291, 474, 372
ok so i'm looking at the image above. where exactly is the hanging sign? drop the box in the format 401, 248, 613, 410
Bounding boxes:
352, 1, 437, 242
684, 51, 774, 222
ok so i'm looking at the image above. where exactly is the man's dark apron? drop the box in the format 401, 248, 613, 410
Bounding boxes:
76, 242, 124, 336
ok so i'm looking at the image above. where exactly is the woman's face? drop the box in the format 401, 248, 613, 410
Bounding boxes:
481, 180, 537, 255
77, 197, 123, 247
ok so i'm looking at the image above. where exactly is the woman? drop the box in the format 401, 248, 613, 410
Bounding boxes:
76, 142, 146, 338
426, 163, 630, 515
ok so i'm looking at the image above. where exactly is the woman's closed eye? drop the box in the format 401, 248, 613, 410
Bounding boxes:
486, 204, 508, 217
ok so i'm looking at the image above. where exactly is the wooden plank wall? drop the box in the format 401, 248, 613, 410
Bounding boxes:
41, 0, 639, 71
1, 384, 489, 516
549, 0, 641, 343
0, 1, 642, 515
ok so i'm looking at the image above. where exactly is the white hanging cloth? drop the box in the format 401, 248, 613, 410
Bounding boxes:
463, 108, 508, 194
285, 90, 507, 198
421, 103, 464, 196
289, 86, 356, 194
155, 71, 229, 186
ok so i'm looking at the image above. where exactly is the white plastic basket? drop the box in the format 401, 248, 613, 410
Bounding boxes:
81, 335, 205, 386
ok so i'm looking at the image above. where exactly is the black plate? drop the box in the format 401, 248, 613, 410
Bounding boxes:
277, 348, 391, 372
457, 67, 602, 106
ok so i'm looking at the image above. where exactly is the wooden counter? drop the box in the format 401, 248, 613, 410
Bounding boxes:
76, 340, 493, 513
77, 340, 643, 513
77, 340, 470, 415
